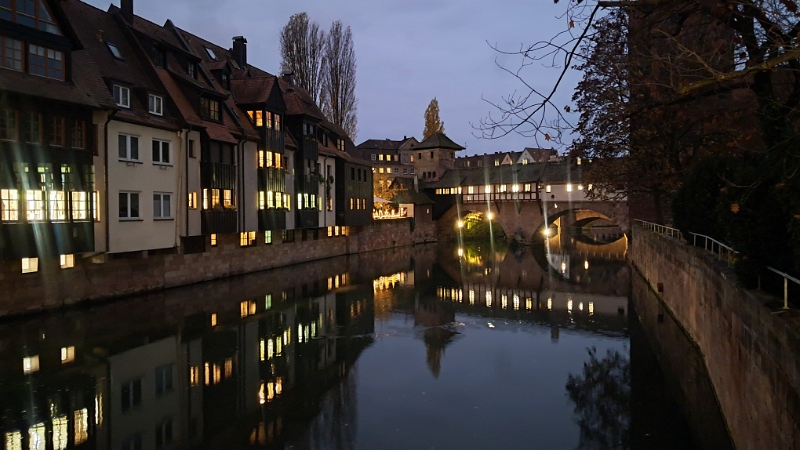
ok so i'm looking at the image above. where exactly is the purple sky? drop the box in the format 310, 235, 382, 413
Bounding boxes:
84, 0, 581, 156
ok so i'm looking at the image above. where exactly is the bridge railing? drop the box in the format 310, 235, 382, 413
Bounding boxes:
634, 220, 797, 310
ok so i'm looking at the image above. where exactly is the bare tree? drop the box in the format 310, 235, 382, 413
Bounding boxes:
280, 12, 325, 102
322, 21, 358, 140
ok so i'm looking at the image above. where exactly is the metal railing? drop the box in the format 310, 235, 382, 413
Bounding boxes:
766, 267, 800, 310
633, 219, 683, 240
689, 232, 738, 267
634, 220, 796, 310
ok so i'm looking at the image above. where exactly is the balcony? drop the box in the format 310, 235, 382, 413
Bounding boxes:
201, 162, 236, 190
201, 210, 237, 234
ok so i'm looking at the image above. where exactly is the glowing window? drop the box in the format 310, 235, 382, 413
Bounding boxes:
566, 184, 573, 192
25, 190, 44, 221
74, 408, 88, 445
1, 189, 19, 221
59, 254, 73, 269
546, 185, 552, 193
29, 423, 45, 450
23, 355, 39, 373
210, 234, 217, 247
21, 257, 38, 273
52, 415, 67, 450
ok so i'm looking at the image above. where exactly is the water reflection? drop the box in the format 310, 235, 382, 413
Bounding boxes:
0, 227, 720, 449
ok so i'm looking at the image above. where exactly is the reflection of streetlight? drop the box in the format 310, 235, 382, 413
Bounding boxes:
561, 262, 566, 273
457, 248, 463, 257
543, 228, 551, 237
487, 212, 494, 220
457, 220, 464, 228
584, 260, 589, 270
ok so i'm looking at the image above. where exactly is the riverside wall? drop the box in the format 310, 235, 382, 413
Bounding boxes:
0, 218, 437, 319
630, 228, 800, 450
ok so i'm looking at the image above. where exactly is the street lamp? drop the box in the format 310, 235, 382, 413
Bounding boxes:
487, 212, 494, 220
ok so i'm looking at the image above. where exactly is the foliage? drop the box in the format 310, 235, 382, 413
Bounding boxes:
373, 174, 399, 204
280, 13, 326, 102
460, 211, 505, 240
322, 21, 358, 140
423, 98, 445, 140
566, 347, 631, 450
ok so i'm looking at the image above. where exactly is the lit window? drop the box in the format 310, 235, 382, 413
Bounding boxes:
484, 185, 491, 194
148, 94, 163, 115
1, 36, 23, 71
119, 192, 140, 219
153, 193, 171, 219
60, 254, 74, 269
23, 355, 39, 373
188, 192, 197, 210
265, 230, 272, 244
107, 42, 123, 59
92, 191, 100, 221
566, 184, 573, 192
49, 190, 66, 220
223, 189, 233, 207
546, 185, 552, 193
190, 366, 201, 386
240, 300, 256, 317
28, 45, 63, 79
210, 313, 217, 326
199, 97, 220, 121
61, 346, 75, 363
21, 257, 37, 273
210, 234, 217, 246
52, 415, 67, 450
152, 139, 170, 164
74, 408, 88, 445
71, 191, 88, 220
29, 423, 45, 450
265, 293, 272, 309
118, 134, 139, 160
578, 184, 583, 191
1, 189, 19, 221
240, 231, 256, 247
5, 431, 21, 450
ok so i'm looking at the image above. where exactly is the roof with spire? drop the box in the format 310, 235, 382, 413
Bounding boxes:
413, 132, 465, 151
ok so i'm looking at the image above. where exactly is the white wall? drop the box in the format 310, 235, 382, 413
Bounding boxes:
92, 110, 110, 254
107, 121, 183, 253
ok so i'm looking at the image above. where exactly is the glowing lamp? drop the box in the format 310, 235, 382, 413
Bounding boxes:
457, 248, 464, 257
543, 228, 551, 237
457, 220, 464, 228
487, 212, 494, 220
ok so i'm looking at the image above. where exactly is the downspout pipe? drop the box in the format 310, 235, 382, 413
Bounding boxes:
103, 109, 118, 258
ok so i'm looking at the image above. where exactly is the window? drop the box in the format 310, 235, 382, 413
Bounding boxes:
148, 94, 163, 115
60, 253, 74, 269
92, 191, 100, 221
378, 154, 383, 161
71, 191, 88, 220
118, 134, 139, 160
210, 234, 217, 246
265, 111, 273, 128
223, 189, 233, 207
49, 190, 65, 220
394, 168, 399, 174
187, 62, 195, 78
2, 0, 61, 34
567, 184, 573, 192
155, 418, 173, 449
61, 346, 75, 363
248, 110, 263, 127
106, 42, 123, 60
29, 45, 63, 80
0, 109, 17, 140
1, 189, 19, 221
204, 46, 217, 60
22, 112, 41, 143
264, 230, 272, 244
199, 97, 220, 121
119, 192, 140, 219
189, 140, 196, 158
546, 185, 552, 193
152, 139, 170, 164
275, 114, 281, 131
25, 190, 43, 221
1, 36, 23, 71
155, 365, 174, 396
122, 434, 142, 450
153, 193, 171, 219
121, 379, 142, 412
371, 154, 376, 161
188, 192, 197, 209
240, 231, 256, 247
153, 48, 165, 68
21, 257, 37, 274
282, 229, 294, 243
50, 115, 65, 146
113, 85, 130, 108
403, 168, 408, 174
23, 355, 39, 373
70, 119, 84, 148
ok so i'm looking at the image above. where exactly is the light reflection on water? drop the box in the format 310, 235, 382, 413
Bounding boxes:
0, 229, 705, 450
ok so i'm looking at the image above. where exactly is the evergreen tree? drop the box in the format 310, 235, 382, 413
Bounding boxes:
423, 98, 445, 140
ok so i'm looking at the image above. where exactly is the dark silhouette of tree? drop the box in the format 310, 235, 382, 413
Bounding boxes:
280, 12, 326, 102
322, 21, 358, 140
566, 347, 631, 450
423, 98, 445, 139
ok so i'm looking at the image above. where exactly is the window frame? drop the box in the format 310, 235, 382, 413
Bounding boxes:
151, 139, 170, 165
118, 133, 140, 161
28, 44, 63, 80
153, 192, 172, 220
106, 42, 123, 60
1, 36, 24, 72
148, 94, 164, 116
113, 84, 130, 108
119, 191, 140, 220
121, 378, 142, 413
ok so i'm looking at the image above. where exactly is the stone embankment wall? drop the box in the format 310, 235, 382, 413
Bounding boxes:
0, 218, 436, 319
630, 228, 800, 450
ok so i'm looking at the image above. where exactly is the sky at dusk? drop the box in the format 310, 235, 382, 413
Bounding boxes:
84, 0, 582, 156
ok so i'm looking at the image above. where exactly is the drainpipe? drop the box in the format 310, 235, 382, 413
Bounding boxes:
175, 129, 185, 249
185, 126, 192, 238
103, 109, 118, 257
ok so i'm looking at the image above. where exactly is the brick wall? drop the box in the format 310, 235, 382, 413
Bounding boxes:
630, 228, 800, 450
0, 219, 435, 318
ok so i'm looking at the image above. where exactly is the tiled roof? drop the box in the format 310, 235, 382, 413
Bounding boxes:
277, 78, 326, 121
357, 139, 404, 150
414, 132, 466, 151
421, 162, 552, 188
230, 76, 277, 104
391, 178, 434, 204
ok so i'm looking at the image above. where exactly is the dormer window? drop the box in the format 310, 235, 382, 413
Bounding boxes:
113, 85, 130, 108
106, 42, 123, 60
28, 45, 63, 80
1, 36, 23, 71
199, 97, 220, 121
153, 48, 165, 69
148, 94, 163, 116
336, 139, 345, 151
247, 110, 263, 127
204, 46, 217, 60
220, 72, 229, 90
187, 62, 195, 78
1, 0, 62, 35
321, 133, 328, 146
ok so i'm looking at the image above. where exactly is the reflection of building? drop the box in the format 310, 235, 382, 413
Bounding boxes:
414, 297, 457, 378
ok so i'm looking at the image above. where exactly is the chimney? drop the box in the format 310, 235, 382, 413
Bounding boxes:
232, 36, 247, 68
282, 71, 294, 86
121, 0, 134, 24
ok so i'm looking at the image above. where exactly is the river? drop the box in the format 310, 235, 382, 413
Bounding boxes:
0, 229, 730, 449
